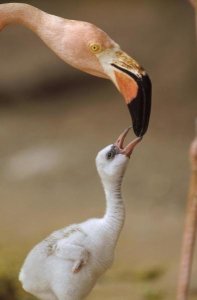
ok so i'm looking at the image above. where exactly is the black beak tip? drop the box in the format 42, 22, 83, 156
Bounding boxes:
128, 73, 152, 137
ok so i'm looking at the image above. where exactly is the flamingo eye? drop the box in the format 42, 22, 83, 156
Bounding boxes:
106, 151, 114, 160
89, 43, 102, 54
106, 146, 117, 160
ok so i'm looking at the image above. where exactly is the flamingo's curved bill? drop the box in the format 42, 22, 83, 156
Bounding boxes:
112, 63, 151, 137
111, 50, 152, 137
99, 49, 152, 137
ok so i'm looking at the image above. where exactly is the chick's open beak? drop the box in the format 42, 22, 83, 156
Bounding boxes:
112, 51, 151, 137
115, 127, 142, 158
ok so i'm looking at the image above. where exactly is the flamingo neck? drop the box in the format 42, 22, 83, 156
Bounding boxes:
0, 3, 67, 56
102, 178, 125, 243
0, 3, 107, 78
0, 3, 44, 31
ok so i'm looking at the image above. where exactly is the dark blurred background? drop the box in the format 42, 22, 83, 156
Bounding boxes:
0, 1, 196, 299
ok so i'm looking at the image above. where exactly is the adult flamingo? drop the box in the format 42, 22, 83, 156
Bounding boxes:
0, 3, 151, 136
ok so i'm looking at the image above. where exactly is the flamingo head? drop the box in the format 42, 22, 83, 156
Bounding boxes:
96, 127, 141, 182
0, 3, 151, 136
66, 21, 152, 137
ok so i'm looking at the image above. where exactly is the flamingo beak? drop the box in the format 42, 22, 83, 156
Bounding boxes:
115, 127, 142, 158
98, 49, 152, 137
112, 51, 152, 137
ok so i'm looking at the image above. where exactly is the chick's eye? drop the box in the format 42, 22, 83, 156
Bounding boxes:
89, 43, 102, 54
106, 149, 116, 160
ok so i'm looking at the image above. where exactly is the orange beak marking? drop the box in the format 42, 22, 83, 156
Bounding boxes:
115, 71, 138, 104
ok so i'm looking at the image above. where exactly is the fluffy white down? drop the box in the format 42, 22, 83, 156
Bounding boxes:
19, 145, 129, 300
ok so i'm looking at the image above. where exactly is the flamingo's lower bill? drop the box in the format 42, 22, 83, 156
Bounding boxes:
112, 62, 152, 137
